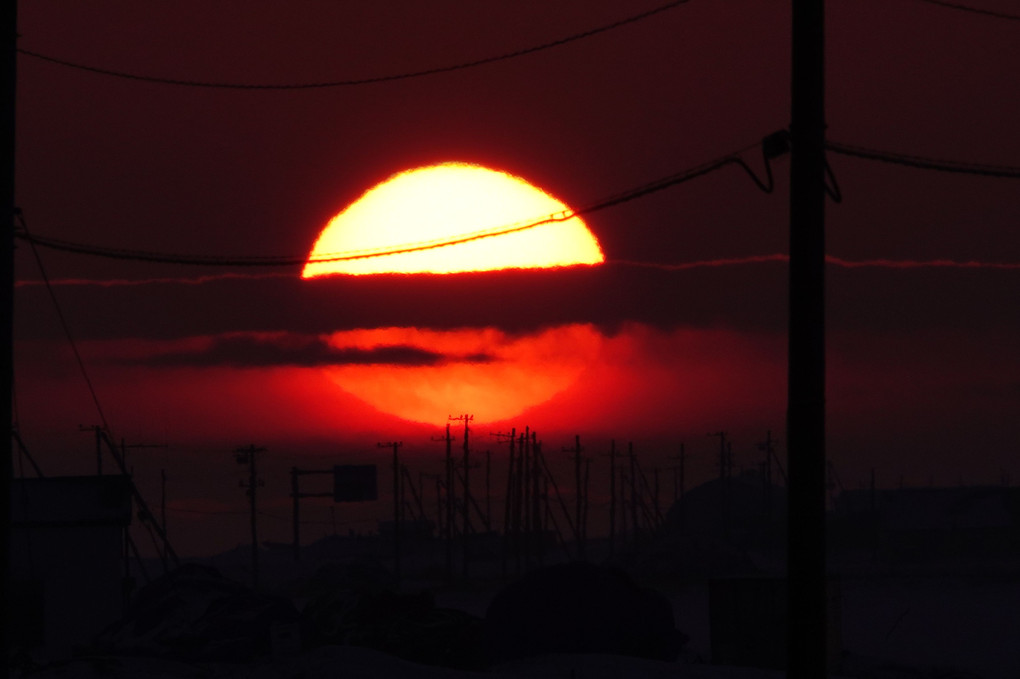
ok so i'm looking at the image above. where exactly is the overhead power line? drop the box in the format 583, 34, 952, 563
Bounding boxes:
826, 141, 1020, 178
18, 1, 690, 90
17, 139, 1018, 269
911, 0, 1020, 21
16, 211, 112, 433
15, 137, 779, 267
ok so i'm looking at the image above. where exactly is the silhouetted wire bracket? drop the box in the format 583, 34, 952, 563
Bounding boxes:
749, 129, 841, 202
739, 129, 789, 193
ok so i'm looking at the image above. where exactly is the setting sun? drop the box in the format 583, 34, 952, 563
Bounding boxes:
302, 162, 604, 276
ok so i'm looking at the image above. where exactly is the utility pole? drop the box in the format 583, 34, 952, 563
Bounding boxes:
581, 455, 590, 552
607, 440, 616, 555
485, 450, 492, 531
378, 441, 403, 582
96, 430, 177, 570
80, 424, 104, 475
532, 432, 542, 562
540, 474, 549, 566
121, 437, 169, 562
492, 429, 516, 577
235, 445, 266, 588
668, 443, 686, 504
618, 465, 627, 545
160, 469, 168, 561
563, 435, 585, 559
710, 432, 730, 538
450, 415, 473, 578
710, 431, 728, 481
628, 442, 638, 539
433, 424, 456, 579
789, 0, 828, 676
291, 467, 300, 562
667, 443, 686, 529
521, 428, 531, 568
758, 431, 776, 525
653, 467, 661, 522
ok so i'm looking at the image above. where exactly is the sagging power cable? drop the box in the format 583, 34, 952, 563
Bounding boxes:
18, 1, 690, 90
15, 133, 785, 268
826, 141, 1020, 178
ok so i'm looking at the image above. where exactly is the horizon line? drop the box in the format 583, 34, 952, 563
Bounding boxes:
15, 254, 1019, 288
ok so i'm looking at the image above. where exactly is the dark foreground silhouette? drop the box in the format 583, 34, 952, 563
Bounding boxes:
483, 561, 687, 664
80, 560, 686, 672
90, 562, 484, 670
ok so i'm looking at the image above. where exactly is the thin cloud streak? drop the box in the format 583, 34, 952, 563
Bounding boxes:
612, 255, 1020, 270
14, 271, 296, 288
117, 332, 496, 369
15, 255, 1019, 289
824, 256, 1020, 270
610, 255, 789, 270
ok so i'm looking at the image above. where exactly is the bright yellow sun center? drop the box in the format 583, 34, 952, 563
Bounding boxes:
302, 162, 604, 276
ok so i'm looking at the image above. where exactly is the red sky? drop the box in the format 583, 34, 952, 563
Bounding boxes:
11, 1, 1019, 555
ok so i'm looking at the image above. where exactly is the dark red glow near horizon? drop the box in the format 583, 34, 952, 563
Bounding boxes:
321, 325, 603, 424
13, 325, 789, 450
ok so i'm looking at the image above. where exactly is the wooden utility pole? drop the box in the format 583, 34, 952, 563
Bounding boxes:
668, 443, 686, 502
485, 450, 492, 530
493, 429, 516, 577
531, 432, 541, 561
235, 445, 266, 588
378, 441, 403, 581
433, 424, 456, 578
450, 415, 473, 577
581, 456, 590, 550
710, 432, 730, 538
758, 431, 776, 524
789, 0, 828, 676
667, 443, 686, 529
542, 474, 551, 556
607, 440, 617, 555
80, 424, 104, 475
563, 435, 585, 559
521, 428, 530, 568
710, 431, 728, 480
653, 468, 661, 522
445, 426, 454, 575
160, 469, 168, 561
94, 431, 177, 570
628, 442, 638, 539
291, 467, 300, 562
618, 466, 627, 545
